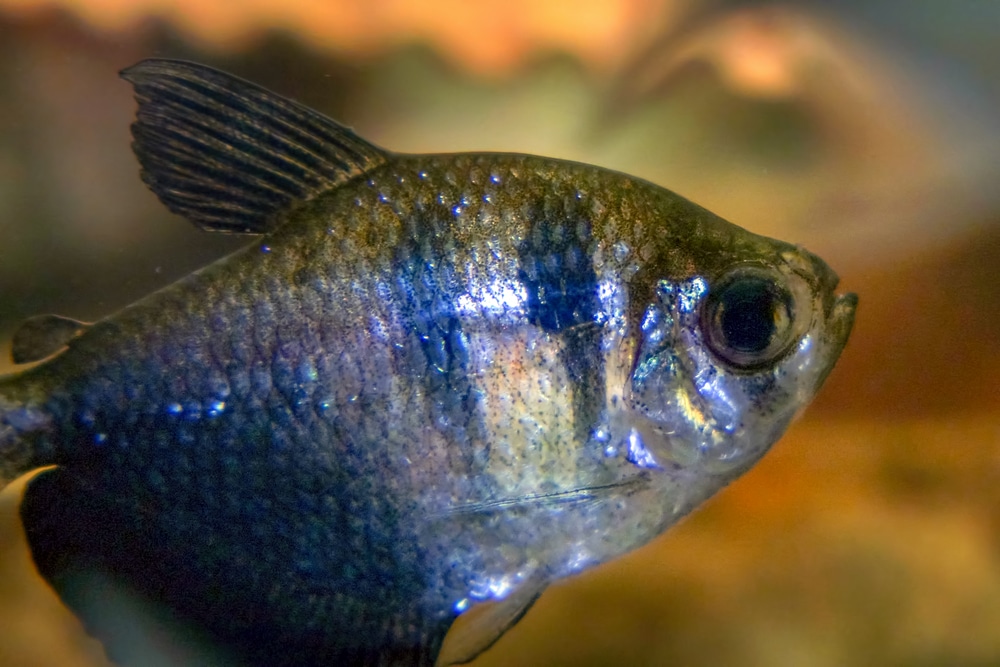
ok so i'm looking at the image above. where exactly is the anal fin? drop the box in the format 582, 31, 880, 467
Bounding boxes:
20, 468, 455, 666
19, 468, 236, 666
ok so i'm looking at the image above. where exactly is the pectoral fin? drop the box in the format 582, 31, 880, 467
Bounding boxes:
436, 571, 548, 666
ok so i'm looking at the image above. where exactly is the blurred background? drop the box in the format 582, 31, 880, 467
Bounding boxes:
0, 1, 998, 665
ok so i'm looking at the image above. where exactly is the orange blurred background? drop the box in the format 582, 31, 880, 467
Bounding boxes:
0, 1, 998, 665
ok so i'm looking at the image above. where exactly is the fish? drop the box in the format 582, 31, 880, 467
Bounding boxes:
0, 58, 856, 666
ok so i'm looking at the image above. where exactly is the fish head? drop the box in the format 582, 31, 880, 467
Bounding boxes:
623, 232, 857, 479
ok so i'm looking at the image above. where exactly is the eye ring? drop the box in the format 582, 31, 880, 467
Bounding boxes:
701, 267, 797, 370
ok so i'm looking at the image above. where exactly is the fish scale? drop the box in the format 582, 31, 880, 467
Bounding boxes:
0, 59, 855, 666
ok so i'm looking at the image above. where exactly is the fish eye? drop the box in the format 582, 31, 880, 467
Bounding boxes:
701, 267, 796, 370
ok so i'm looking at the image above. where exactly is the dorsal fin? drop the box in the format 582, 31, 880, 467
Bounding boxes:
11, 314, 90, 364
120, 58, 389, 234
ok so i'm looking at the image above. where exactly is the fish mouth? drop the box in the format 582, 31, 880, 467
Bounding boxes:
829, 292, 858, 343
802, 249, 857, 339
810, 290, 857, 392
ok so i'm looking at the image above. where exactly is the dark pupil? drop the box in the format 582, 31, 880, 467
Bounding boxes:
719, 279, 778, 353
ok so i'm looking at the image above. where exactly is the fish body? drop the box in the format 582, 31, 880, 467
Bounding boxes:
0, 60, 856, 666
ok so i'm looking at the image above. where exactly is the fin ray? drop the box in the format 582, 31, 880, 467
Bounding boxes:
139, 101, 327, 186
136, 109, 324, 200
147, 66, 359, 162
121, 58, 388, 234
442, 477, 648, 517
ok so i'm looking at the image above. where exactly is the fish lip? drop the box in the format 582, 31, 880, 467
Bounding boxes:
831, 292, 858, 335
791, 247, 850, 323
805, 249, 856, 329
801, 247, 841, 299
811, 290, 857, 392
